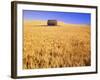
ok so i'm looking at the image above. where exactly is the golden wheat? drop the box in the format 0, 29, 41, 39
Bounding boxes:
23, 20, 90, 69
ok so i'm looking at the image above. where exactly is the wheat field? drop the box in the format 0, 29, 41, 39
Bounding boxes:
23, 20, 91, 69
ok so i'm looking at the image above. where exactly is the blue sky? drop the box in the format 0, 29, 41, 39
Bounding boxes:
23, 10, 91, 25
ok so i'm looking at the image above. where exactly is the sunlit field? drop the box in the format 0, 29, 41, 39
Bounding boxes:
23, 20, 91, 69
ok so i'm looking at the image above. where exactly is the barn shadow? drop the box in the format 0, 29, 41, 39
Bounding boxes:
32, 25, 61, 27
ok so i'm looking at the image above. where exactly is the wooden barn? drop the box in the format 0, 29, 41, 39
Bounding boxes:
47, 20, 57, 26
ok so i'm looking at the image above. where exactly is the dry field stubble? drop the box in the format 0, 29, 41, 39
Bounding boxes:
23, 20, 91, 69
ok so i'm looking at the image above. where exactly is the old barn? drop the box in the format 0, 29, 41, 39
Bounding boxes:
47, 20, 57, 26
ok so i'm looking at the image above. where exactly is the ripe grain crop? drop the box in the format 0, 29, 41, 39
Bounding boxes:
23, 20, 91, 69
